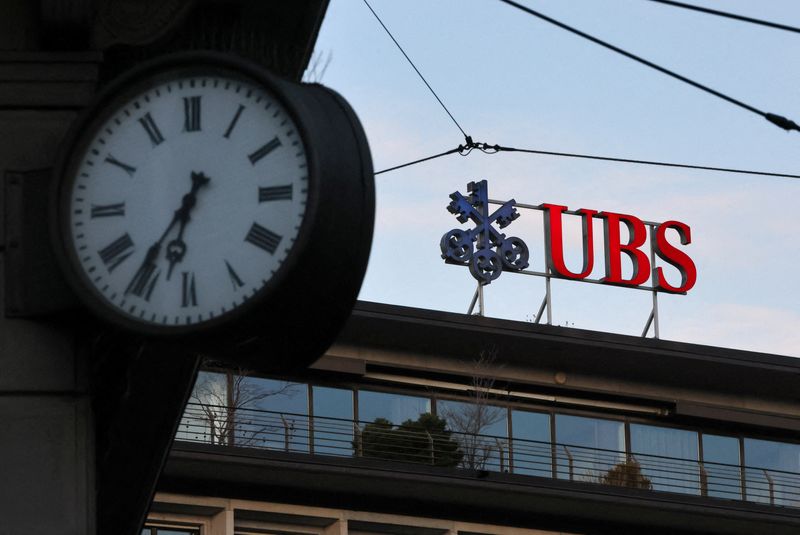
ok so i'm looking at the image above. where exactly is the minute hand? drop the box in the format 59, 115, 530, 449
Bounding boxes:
165, 171, 210, 280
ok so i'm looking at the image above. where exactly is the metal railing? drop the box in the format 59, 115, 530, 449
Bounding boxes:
176, 403, 800, 508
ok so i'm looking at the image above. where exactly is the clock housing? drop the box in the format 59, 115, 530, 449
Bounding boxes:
52, 52, 374, 367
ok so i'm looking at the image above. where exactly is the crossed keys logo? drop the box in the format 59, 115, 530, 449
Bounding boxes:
440, 180, 529, 284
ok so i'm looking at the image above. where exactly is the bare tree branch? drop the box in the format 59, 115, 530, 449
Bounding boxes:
440, 348, 507, 470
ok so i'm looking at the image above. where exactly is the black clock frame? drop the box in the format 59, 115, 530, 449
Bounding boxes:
51, 51, 375, 369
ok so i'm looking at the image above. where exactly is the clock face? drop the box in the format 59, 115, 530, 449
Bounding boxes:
61, 68, 310, 330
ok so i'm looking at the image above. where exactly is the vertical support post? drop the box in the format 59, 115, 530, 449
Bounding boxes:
354, 423, 363, 458
739, 437, 747, 501
545, 267, 552, 326
648, 225, 660, 339
478, 283, 485, 316
764, 470, 775, 505
534, 294, 547, 324
565, 446, 574, 481
467, 283, 481, 316
699, 463, 708, 497
651, 288, 660, 339
280, 414, 290, 452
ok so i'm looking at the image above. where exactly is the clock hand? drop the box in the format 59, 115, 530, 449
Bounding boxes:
126, 171, 210, 294
165, 171, 210, 280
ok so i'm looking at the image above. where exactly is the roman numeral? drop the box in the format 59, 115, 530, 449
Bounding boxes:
244, 222, 281, 254
91, 202, 125, 218
126, 264, 160, 301
98, 233, 134, 272
258, 184, 293, 202
138, 112, 165, 146
224, 260, 245, 290
248, 137, 281, 165
104, 154, 136, 176
223, 104, 245, 138
183, 96, 201, 132
181, 271, 197, 307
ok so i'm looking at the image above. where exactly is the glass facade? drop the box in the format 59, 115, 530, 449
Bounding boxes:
555, 415, 625, 483
179, 372, 800, 508
702, 434, 741, 500
438, 399, 508, 471
630, 424, 699, 494
312, 386, 353, 456
744, 438, 800, 507
510, 410, 551, 477
142, 528, 198, 535
358, 389, 431, 425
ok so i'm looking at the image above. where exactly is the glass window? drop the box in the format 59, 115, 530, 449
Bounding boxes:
555, 415, 625, 483
312, 386, 354, 457
235, 377, 308, 452
178, 371, 229, 444
142, 527, 199, 535
438, 399, 508, 472
702, 434, 741, 500
744, 438, 800, 507
630, 424, 699, 495
510, 410, 551, 477
358, 390, 431, 425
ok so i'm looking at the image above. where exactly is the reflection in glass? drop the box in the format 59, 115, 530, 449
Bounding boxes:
702, 434, 741, 500
313, 386, 354, 456
744, 438, 800, 507
236, 377, 308, 451
510, 410, 551, 477
359, 390, 431, 425
555, 415, 625, 483
630, 424, 699, 495
438, 399, 508, 471
178, 371, 228, 444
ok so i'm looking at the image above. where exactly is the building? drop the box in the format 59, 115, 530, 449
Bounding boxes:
143, 301, 800, 534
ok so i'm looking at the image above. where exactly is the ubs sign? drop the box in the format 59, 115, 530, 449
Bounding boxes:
440, 180, 696, 294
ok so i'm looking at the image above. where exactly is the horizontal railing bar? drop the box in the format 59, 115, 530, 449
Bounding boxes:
178, 403, 800, 505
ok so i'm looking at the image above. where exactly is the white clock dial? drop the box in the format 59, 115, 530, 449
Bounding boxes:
65, 72, 309, 327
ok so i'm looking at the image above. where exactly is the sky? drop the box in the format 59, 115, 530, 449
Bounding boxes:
307, 0, 800, 357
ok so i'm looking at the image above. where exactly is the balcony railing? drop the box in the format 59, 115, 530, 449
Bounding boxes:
176, 403, 800, 508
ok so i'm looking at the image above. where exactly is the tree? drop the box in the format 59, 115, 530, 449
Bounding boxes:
356, 413, 463, 467
601, 458, 653, 490
186, 369, 301, 447
439, 349, 507, 470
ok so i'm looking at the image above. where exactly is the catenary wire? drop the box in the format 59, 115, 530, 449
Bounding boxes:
491, 144, 800, 179
374, 141, 800, 180
374, 146, 462, 175
496, 0, 800, 133
362, 0, 471, 141
646, 0, 800, 34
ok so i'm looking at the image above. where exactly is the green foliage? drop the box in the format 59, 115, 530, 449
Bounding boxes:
356, 413, 463, 467
601, 458, 653, 490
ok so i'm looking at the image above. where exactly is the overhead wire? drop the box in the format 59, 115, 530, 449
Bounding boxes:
363, 0, 800, 180
375, 141, 800, 180
374, 146, 462, 175
495, 0, 800, 133
645, 0, 800, 35
362, 0, 471, 143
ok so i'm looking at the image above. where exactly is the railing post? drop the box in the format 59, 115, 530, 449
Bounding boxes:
496, 439, 505, 472
280, 414, 290, 452
699, 462, 708, 497
764, 469, 775, 506
354, 423, 363, 458
564, 446, 574, 481
426, 430, 435, 465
